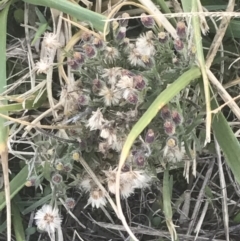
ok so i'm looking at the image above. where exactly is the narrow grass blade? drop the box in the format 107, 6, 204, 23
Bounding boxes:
0, 165, 28, 211
23, 0, 106, 32
191, 0, 212, 145
211, 98, 240, 185
12, 201, 25, 241
0, 1, 12, 240
163, 169, 177, 241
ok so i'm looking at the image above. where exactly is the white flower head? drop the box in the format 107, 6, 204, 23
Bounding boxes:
163, 139, 185, 163
43, 32, 62, 49
117, 75, 134, 89
80, 177, 93, 192
102, 67, 122, 86
100, 123, 117, 145
128, 48, 142, 66
35, 59, 49, 75
104, 47, 119, 63
34, 204, 62, 234
87, 188, 107, 208
99, 86, 121, 106
130, 170, 152, 189
87, 108, 105, 130
104, 168, 135, 198
136, 31, 155, 56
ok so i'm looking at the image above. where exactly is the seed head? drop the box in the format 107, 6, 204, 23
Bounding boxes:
87, 188, 107, 208
35, 59, 49, 75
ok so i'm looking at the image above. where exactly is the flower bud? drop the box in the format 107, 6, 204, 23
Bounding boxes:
68, 60, 80, 70
115, 27, 126, 42
126, 92, 138, 104
171, 110, 182, 125
65, 198, 76, 209
25, 176, 37, 187
64, 163, 73, 173
78, 94, 90, 106
133, 75, 146, 90
92, 78, 102, 93
92, 37, 104, 49
145, 129, 155, 143
83, 44, 97, 58
141, 13, 155, 28
141, 55, 154, 68
158, 32, 168, 44
73, 52, 85, 64
133, 151, 146, 166
166, 136, 178, 148
172, 57, 179, 65
122, 164, 130, 172
160, 105, 171, 120
176, 21, 186, 39
119, 12, 129, 27
81, 32, 92, 42
164, 120, 176, 136
52, 173, 63, 185
174, 39, 184, 52
55, 162, 64, 171
72, 152, 80, 161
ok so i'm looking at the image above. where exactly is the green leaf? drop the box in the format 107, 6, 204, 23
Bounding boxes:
0, 166, 28, 211
23, 0, 106, 32
211, 98, 240, 185
233, 212, 240, 224
12, 201, 25, 241
22, 194, 52, 215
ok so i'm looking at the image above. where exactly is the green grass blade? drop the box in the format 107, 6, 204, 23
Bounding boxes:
12, 201, 25, 241
0, 166, 28, 211
22, 194, 52, 215
163, 169, 177, 241
0, 2, 13, 240
211, 99, 240, 184
23, 0, 106, 32
0, 90, 47, 111
153, 0, 177, 27
119, 66, 201, 166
